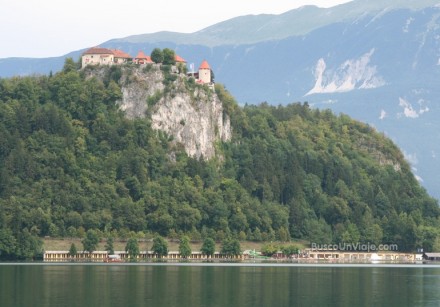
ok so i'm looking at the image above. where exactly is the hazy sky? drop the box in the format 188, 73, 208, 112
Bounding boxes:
1, 0, 352, 58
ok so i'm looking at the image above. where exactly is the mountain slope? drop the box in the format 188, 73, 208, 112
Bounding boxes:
1, 62, 438, 260
115, 0, 440, 46
1, 0, 440, 199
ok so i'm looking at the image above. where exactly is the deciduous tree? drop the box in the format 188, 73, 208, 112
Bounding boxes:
201, 237, 215, 257
150, 48, 163, 64
179, 236, 191, 259
69, 243, 77, 258
0, 229, 16, 259
152, 236, 168, 258
105, 236, 114, 255
125, 237, 140, 260
221, 237, 241, 258
82, 229, 99, 256
162, 48, 176, 65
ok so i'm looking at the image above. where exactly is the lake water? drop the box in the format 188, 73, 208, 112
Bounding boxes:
1, 263, 440, 307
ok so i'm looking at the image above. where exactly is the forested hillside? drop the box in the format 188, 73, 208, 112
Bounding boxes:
0, 60, 439, 259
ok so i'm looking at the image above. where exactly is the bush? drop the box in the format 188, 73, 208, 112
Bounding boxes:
142, 64, 154, 73
261, 243, 279, 257
147, 90, 163, 107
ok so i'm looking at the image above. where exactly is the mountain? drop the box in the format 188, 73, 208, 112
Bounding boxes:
1, 62, 438, 259
2, 0, 438, 75
1, 0, 440, 199
112, 0, 440, 46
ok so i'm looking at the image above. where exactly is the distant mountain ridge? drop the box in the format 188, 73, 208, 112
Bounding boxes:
115, 0, 440, 46
1, 0, 439, 75
2, 0, 440, 198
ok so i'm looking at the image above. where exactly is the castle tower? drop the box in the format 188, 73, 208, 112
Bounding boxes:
198, 60, 211, 84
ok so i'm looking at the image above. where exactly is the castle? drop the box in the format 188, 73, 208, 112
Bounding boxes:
81, 47, 213, 84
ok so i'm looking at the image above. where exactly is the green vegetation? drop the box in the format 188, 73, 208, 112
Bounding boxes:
201, 237, 216, 256
162, 48, 176, 66
178, 235, 192, 259
105, 236, 114, 255
261, 242, 300, 257
152, 236, 168, 257
281, 244, 300, 257
147, 90, 163, 107
261, 243, 279, 257
221, 237, 241, 257
150, 48, 164, 64
0, 59, 439, 260
82, 230, 99, 255
125, 237, 140, 260
69, 243, 77, 257
150, 48, 175, 65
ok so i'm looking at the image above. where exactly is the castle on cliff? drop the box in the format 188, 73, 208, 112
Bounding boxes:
81, 47, 213, 85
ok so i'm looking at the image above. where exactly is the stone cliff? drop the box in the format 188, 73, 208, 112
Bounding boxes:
92, 65, 231, 160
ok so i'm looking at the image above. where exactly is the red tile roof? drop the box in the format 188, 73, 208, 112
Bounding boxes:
83, 47, 114, 55
134, 51, 153, 62
175, 55, 186, 63
112, 49, 132, 58
135, 51, 148, 59
199, 60, 210, 70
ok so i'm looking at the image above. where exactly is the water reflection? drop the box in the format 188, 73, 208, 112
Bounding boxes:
1, 264, 439, 307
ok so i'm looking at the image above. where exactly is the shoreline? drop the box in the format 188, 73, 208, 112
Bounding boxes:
1, 261, 440, 268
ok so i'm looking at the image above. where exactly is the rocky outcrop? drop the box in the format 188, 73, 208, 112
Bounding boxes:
150, 88, 231, 159
117, 65, 231, 160
118, 66, 165, 118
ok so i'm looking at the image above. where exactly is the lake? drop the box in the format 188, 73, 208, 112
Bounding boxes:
1, 263, 440, 307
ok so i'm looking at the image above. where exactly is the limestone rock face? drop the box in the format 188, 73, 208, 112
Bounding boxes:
116, 65, 231, 160
151, 88, 231, 160
118, 66, 164, 118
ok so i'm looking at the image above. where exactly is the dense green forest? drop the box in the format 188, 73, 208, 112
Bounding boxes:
0, 59, 439, 259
